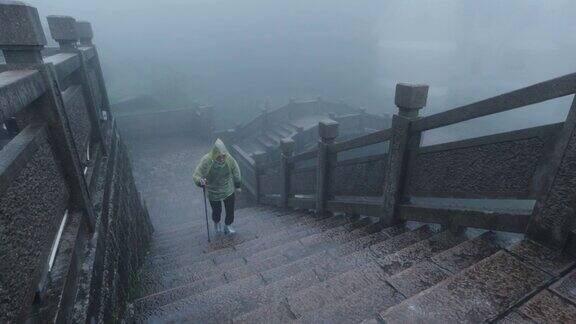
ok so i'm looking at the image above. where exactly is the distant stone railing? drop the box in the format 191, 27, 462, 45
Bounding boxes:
216, 97, 378, 145
0, 2, 152, 323
243, 73, 576, 254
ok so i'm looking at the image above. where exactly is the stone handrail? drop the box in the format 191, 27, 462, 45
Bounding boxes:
251, 74, 576, 253
0, 3, 152, 323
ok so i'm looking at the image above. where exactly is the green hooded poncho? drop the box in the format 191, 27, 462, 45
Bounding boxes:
193, 139, 242, 201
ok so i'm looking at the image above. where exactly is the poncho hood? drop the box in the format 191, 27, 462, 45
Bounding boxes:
211, 138, 229, 161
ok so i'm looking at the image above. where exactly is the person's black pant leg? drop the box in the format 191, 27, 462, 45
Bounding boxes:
210, 199, 222, 223
223, 194, 235, 225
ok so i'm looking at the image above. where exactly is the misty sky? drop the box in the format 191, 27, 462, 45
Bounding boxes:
26, 0, 576, 135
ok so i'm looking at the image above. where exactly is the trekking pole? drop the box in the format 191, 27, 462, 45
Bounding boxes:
202, 186, 211, 242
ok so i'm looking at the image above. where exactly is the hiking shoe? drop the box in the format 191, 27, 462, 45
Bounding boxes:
214, 222, 222, 234
224, 225, 236, 235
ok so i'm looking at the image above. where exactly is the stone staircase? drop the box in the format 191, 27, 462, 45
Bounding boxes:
128, 205, 576, 323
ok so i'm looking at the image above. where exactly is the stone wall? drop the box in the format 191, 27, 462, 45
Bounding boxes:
0, 125, 69, 322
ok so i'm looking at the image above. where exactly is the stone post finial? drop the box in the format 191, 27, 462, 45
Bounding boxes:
47, 15, 78, 49
280, 138, 295, 157
0, 1, 46, 64
318, 120, 339, 143
76, 21, 93, 45
394, 83, 429, 118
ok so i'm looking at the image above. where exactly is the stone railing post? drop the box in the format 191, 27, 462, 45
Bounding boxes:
527, 96, 576, 249
381, 83, 428, 226
76, 21, 93, 46
47, 16, 107, 154
46, 15, 78, 49
252, 152, 267, 204
76, 21, 112, 119
0, 1, 46, 65
280, 138, 295, 208
0, 2, 96, 230
316, 120, 339, 216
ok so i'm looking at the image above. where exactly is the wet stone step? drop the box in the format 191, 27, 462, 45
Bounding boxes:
369, 226, 436, 258
151, 207, 288, 239
144, 214, 347, 272
314, 226, 435, 281
233, 300, 296, 324
375, 230, 465, 277
328, 224, 406, 257
144, 216, 356, 288
550, 268, 576, 304
288, 261, 386, 316
497, 311, 535, 323
137, 218, 370, 302
386, 260, 450, 298
385, 231, 501, 298
138, 223, 408, 321
506, 239, 575, 276
379, 250, 551, 323
144, 269, 322, 323
430, 231, 501, 273
289, 230, 463, 318
149, 225, 294, 268
132, 273, 226, 316
506, 289, 576, 323
134, 273, 267, 322
150, 211, 311, 250
296, 281, 404, 324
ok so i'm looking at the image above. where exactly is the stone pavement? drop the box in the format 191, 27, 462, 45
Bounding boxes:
124, 134, 576, 323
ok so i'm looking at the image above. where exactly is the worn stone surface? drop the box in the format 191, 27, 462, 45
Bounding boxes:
550, 268, 576, 304
518, 289, 576, 323
497, 311, 535, 323
0, 1, 46, 46
0, 129, 69, 323
507, 239, 575, 276
379, 251, 550, 323
298, 281, 404, 324
527, 101, 576, 247
288, 262, 386, 316
407, 137, 547, 199
318, 119, 339, 140
431, 231, 500, 273
395, 83, 429, 110
132, 274, 225, 315
62, 85, 91, 167
370, 226, 434, 258
387, 260, 450, 297
376, 230, 464, 276
233, 300, 296, 324
0, 70, 46, 123
332, 157, 386, 196
75, 21, 93, 41
47, 15, 78, 42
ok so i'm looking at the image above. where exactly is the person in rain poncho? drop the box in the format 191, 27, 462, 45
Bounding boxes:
193, 139, 242, 234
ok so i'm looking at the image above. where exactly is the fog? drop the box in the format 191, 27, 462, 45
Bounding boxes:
28, 0, 576, 133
